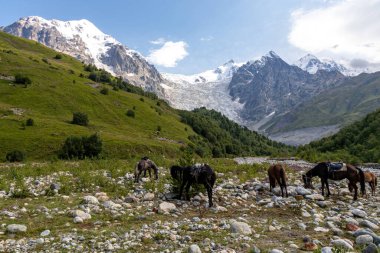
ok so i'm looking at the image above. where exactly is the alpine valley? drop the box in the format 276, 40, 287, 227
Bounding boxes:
4, 16, 380, 145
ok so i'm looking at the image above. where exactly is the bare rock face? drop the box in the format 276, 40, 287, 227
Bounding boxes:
3, 16, 164, 95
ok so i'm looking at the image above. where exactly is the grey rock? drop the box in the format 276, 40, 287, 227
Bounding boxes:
6, 224, 27, 233
82, 196, 99, 205
158, 202, 176, 214
188, 244, 202, 253
295, 186, 311, 196
321, 247, 333, 253
40, 230, 50, 237
356, 234, 373, 245
352, 209, 367, 218
360, 220, 380, 230
331, 239, 353, 250
230, 221, 252, 235
362, 243, 379, 253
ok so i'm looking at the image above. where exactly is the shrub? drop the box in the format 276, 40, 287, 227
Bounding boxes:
26, 118, 34, 126
14, 74, 32, 85
157, 126, 161, 132
6, 150, 25, 162
100, 87, 109, 95
140, 98, 144, 102
54, 54, 62, 59
126, 109, 135, 118
72, 112, 89, 126
59, 134, 102, 160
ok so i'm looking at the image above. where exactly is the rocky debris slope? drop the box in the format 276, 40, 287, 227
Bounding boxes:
0, 160, 379, 252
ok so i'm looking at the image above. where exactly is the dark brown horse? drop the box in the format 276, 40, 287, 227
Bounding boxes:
268, 164, 288, 197
303, 162, 365, 200
349, 171, 377, 196
170, 164, 216, 207
134, 157, 158, 183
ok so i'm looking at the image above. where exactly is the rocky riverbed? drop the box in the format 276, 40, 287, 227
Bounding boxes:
0, 159, 379, 252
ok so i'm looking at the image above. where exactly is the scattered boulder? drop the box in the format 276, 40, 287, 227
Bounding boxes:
158, 202, 176, 214
230, 221, 252, 235
352, 209, 367, 218
188, 244, 202, 253
143, 192, 155, 201
6, 224, 27, 233
355, 234, 373, 245
82, 195, 99, 205
331, 239, 353, 250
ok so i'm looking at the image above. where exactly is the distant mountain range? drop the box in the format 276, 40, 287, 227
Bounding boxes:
2, 16, 164, 95
3, 16, 380, 145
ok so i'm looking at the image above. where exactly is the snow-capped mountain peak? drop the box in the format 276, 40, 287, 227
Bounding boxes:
163, 60, 243, 85
4, 16, 163, 93
294, 54, 352, 75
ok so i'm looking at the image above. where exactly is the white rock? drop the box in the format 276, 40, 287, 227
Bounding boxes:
296, 186, 311, 195
188, 244, 202, 253
305, 194, 325, 201
158, 202, 176, 214
143, 192, 155, 201
314, 227, 329, 232
74, 216, 83, 223
230, 221, 252, 235
6, 224, 27, 233
356, 234, 373, 245
270, 249, 284, 253
71, 210, 91, 220
352, 209, 367, 218
321, 247, 333, 253
40, 230, 50, 237
360, 220, 379, 230
82, 195, 99, 205
331, 239, 353, 250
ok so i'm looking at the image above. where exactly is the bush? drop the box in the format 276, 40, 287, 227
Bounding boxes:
59, 134, 102, 160
14, 74, 32, 85
54, 54, 62, 59
72, 112, 89, 126
6, 150, 25, 162
126, 109, 135, 118
26, 118, 34, 126
157, 126, 162, 132
140, 98, 144, 102
100, 87, 109, 95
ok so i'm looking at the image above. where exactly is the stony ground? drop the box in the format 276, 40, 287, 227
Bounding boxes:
0, 158, 379, 253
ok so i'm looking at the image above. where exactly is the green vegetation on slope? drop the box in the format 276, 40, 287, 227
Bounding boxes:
297, 109, 380, 163
0, 31, 291, 161
0, 31, 193, 160
263, 72, 380, 134
180, 108, 293, 158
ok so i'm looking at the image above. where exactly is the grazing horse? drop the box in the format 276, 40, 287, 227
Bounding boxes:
268, 164, 288, 197
302, 162, 365, 200
134, 157, 158, 183
170, 164, 216, 207
349, 171, 377, 196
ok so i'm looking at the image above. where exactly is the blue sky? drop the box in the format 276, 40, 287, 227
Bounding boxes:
2, 0, 379, 74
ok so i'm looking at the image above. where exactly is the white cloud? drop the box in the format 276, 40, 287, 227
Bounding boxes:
150, 37, 166, 45
288, 0, 380, 68
147, 41, 188, 68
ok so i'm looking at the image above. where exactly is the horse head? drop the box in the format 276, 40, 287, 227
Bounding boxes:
170, 165, 183, 180
302, 174, 314, 189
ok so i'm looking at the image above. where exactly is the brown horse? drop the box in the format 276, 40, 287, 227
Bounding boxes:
349, 171, 377, 196
268, 164, 288, 198
134, 157, 158, 183
303, 162, 365, 200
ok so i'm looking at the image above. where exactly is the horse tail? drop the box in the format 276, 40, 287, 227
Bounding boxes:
356, 167, 366, 195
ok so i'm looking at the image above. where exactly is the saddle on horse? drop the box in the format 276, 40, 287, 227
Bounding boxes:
327, 162, 347, 179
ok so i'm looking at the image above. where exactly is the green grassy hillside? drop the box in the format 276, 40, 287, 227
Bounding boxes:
297, 109, 380, 163
0, 31, 195, 160
263, 72, 380, 134
0, 31, 291, 161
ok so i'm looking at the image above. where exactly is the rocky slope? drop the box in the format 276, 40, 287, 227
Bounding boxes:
3, 16, 164, 94
0, 159, 379, 252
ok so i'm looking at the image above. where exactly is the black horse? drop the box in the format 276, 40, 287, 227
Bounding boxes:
134, 157, 158, 183
302, 162, 365, 200
170, 164, 216, 207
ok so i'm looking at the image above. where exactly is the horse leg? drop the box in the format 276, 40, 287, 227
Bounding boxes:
179, 181, 185, 200
370, 182, 375, 196
325, 179, 331, 197
284, 184, 288, 198
352, 183, 358, 200
205, 184, 213, 207
185, 182, 191, 201
148, 168, 152, 179
321, 179, 325, 196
